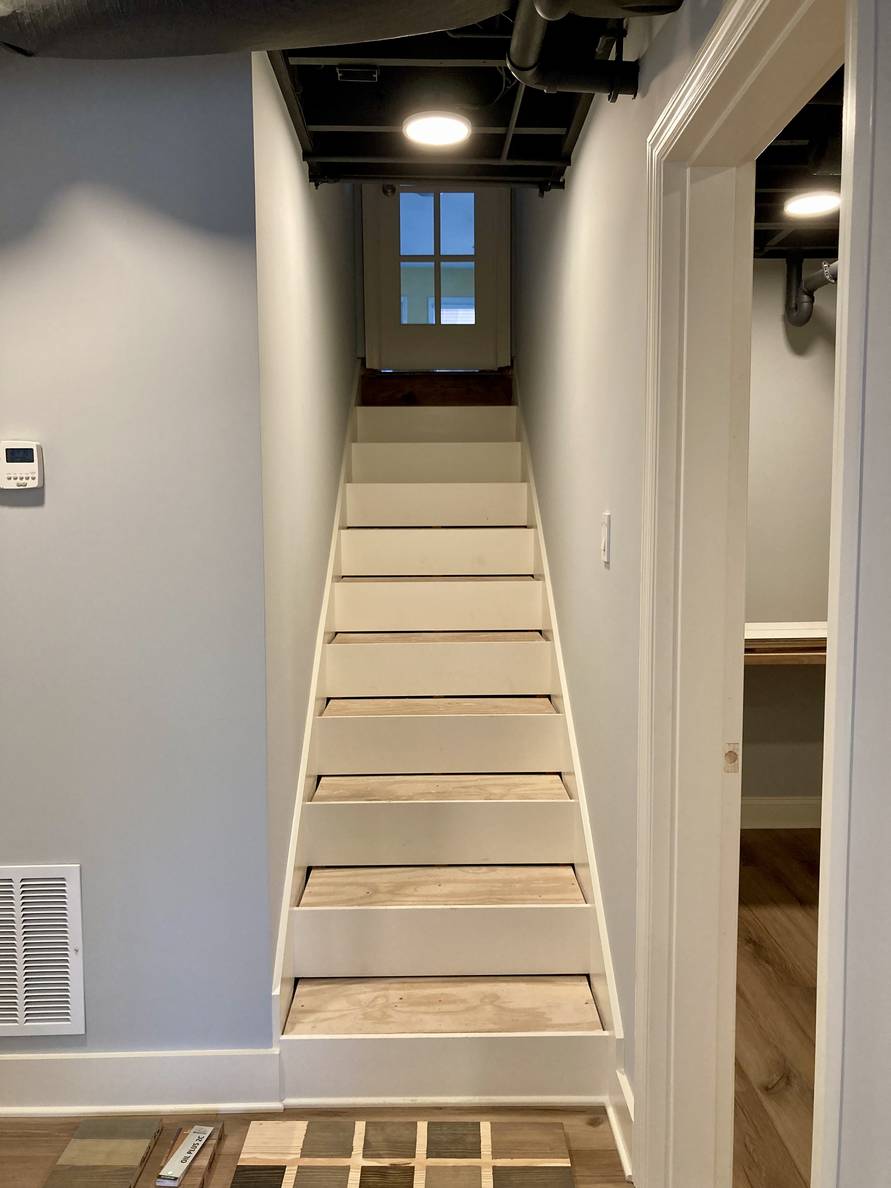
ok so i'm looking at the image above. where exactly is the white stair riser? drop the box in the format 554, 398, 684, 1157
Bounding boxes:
345, 483, 529, 527
357, 406, 518, 443
351, 442, 522, 483
289, 905, 593, 977
313, 713, 570, 774
340, 528, 535, 577
280, 1033, 612, 1101
324, 641, 553, 697
333, 580, 543, 632
297, 801, 577, 865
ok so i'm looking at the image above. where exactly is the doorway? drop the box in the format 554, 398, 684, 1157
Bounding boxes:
362, 184, 511, 370
633, 1, 848, 1186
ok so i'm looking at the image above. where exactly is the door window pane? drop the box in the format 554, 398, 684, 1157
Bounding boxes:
401, 262, 436, 324
400, 191, 435, 255
440, 192, 475, 255
440, 262, 475, 324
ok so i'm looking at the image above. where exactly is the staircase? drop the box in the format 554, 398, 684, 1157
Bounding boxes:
277, 401, 616, 1103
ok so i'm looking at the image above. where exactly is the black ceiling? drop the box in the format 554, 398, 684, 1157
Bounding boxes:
273, 12, 628, 190
754, 68, 842, 260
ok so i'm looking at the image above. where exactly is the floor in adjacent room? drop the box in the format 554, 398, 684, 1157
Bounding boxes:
0, 1108, 627, 1188
734, 828, 820, 1188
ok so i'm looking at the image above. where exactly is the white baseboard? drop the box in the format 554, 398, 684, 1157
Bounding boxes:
740, 796, 822, 829
0, 1047, 281, 1114
606, 1068, 634, 1181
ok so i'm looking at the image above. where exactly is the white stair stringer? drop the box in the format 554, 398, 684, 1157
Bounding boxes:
272, 398, 624, 1109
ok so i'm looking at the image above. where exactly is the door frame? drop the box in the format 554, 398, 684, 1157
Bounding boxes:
634, 1, 849, 1185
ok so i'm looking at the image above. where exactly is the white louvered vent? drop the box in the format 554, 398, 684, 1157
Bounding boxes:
0, 866, 84, 1036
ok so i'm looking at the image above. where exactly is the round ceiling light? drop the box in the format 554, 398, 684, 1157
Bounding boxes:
403, 110, 472, 148
784, 190, 841, 217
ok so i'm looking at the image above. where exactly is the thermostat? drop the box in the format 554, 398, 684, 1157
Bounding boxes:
1, 441, 43, 489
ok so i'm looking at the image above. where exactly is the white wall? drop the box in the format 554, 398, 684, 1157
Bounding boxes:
747, 259, 836, 622
0, 54, 271, 1052
512, 4, 724, 1087
251, 54, 358, 958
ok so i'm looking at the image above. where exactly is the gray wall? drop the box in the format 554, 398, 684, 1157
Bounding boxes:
0, 54, 272, 1051
742, 259, 835, 802
747, 259, 836, 622
251, 54, 358, 955
512, 2, 724, 1087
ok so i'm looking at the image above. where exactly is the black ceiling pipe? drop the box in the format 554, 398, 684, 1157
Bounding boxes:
0, 0, 510, 59
506, 0, 683, 95
785, 256, 839, 326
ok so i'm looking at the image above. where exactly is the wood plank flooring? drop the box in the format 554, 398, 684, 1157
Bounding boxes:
734, 828, 819, 1188
299, 865, 585, 907
312, 775, 570, 802
285, 975, 602, 1035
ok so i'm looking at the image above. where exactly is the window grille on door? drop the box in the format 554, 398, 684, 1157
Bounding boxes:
398, 191, 476, 326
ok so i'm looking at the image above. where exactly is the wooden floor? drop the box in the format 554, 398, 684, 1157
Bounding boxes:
299, 865, 585, 907
312, 775, 570, 802
734, 828, 820, 1188
0, 1108, 625, 1188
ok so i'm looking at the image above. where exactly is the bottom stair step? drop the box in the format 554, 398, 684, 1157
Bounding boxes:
285, 975, 602, 1035
279, 976, 612, 1102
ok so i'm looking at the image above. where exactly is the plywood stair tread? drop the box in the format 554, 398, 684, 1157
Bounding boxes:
285, 975, 602, 1036
312, 774, 569, 802
331, 631, 545, 644
299, 864, 585, 907
339, 575, 536, 583
322, 696, 555, 717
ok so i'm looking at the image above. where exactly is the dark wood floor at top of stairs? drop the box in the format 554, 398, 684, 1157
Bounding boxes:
0, 1108, 627, 1188
734, 828, 819, 1188
360, 370, 513, 406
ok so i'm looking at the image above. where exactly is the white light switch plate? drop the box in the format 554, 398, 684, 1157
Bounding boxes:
601, 511, 611, 567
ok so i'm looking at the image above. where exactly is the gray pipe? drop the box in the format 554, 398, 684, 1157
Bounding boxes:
506, 0, 682, 95
785, 257, 839, 326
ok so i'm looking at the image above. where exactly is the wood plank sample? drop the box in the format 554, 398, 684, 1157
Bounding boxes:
321, 697, 555, 718
43, 1116, 160, 1188
299, 865, 584, 907
285, 975, 602, 1035
312, 775, 569, 803
156, 1124, 223, 1188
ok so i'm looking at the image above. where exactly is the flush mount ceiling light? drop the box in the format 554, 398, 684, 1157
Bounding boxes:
784, 190, 841, 217
403, 110, 472, 148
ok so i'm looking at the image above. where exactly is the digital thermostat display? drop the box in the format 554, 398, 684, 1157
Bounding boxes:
1, 440, 43, 490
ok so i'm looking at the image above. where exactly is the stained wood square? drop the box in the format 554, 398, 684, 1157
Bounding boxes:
359, 1165, 415, 1188
43, 1171, 141, 1188
425, 1167, 482, 1188
363, 1122, 418, 1159
426, 1123, 481, 1159
490, 1125, 569, 1161
230, 1169, 288, 1188
295, 1168, 352, 1188
492, 1169, 574, 1188
58, 1138, 153, 1167
302, 1121, 356, 1158
70, 1118, 161, 1141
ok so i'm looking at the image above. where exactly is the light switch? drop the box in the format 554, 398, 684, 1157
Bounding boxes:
601, 511, 611, 567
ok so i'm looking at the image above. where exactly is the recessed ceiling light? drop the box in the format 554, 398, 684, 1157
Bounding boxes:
784, 190, 841, 217
403, 110, 471, 148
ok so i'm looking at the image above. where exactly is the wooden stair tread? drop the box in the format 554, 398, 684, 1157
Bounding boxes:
312, 775, 569, 802
331, 631, 544, 644
299, 864, 584, 907
339, 575, 536, 583
322, 696, 555, 718
285, 975, 602, 1035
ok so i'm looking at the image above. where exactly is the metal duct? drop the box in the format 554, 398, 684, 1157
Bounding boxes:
0, 0, 510, 59
506, 0, 683, 95
785, 257, 839, 327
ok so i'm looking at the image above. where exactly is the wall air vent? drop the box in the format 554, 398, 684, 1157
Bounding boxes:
0, 865, 85, 1036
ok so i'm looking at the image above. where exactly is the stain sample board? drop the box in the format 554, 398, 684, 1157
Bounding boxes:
232, 1120, 574, 1188
42, 1116, 161, 1188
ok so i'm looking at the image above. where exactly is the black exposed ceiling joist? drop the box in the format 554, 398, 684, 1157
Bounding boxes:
289, 54, 503, 67
307, 154, 568, 167
268, 50, 313, 154
306, 124, 569, 135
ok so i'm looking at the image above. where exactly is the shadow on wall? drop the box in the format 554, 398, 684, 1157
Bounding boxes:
784, 299, 836, 357
0, 54, 257, 244
743, 665, 826, 799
